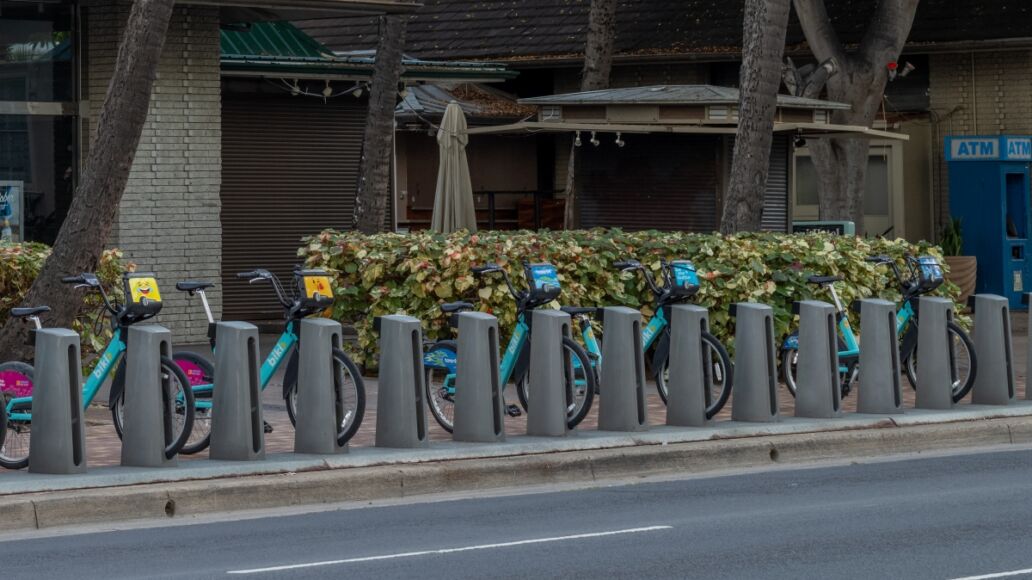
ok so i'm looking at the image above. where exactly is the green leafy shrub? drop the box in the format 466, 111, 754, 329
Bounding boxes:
0, 244, 130, 355
299, 229, 956, 368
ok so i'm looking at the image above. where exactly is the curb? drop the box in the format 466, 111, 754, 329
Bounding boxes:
2, 414, 1030, 531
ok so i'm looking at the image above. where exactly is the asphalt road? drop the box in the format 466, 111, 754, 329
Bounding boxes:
4, 448, 1032, 580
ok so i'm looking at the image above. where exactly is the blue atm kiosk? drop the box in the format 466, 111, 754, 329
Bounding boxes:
946, 135, 1032, 309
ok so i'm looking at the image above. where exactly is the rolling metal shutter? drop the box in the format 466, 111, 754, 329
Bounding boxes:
724, 135, 791, 232
578, 134, 720, 232
762, 135, 790, 232
221, 94, 368, 321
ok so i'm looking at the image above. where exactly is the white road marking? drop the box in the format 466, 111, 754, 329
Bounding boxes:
227, 525, 673, 575
950, 568, 1032, 580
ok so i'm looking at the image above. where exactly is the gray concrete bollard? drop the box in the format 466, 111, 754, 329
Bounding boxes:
453, 312, 505, 442
526, 310, 572, 437
210, 322, 265, 461
598, 307, 648, 432
856, 299, 903, 415
916, 297, 956, 410
666, 305, 711, 427
730, 303, 779, 423
375, 315, 429, 448
793, 301, 842, 419
28, 329, 86, 474
971, 294, 1015, 405
294, 318, 349, 455
121, 325, 177, 468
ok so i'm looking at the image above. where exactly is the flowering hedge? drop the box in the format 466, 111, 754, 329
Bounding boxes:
0, 243, 130, 355
299, 229, 955, 367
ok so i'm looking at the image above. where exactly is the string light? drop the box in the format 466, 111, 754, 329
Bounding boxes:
590, 131, 600, 146
574, 131, 582, 147
615, 132, 625, 148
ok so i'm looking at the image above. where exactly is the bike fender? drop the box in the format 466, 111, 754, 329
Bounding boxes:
423, 343, 458, 373
899, 325, 918, 363
512, 340, 531, 383
651, 331, 670, 379
282, 348, 299, 400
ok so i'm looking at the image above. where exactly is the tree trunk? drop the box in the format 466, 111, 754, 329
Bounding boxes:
563, 0, 617, 230
0, 0, 175, 359
793, 0, 920, 234
353, 15, 408, 234
721, 0, 792, 234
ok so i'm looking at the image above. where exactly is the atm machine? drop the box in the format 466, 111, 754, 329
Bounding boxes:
946, 135, 1032, 309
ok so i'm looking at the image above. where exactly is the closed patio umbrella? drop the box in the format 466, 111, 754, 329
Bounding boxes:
430, 102, 477, 233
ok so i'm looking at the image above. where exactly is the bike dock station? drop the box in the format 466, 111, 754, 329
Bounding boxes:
211, 322, 265, 462
598, 307, 649, 432
526, 310, 572, 438
730, 303, 780, 423
121, 325, 179, 469
970, 294, 1016, 405
856, 299, 904, 415
453, 312, 505, 443
666, 305, 712, 427
793, 301, 843, 419
915, 297, 957, 410
28, 329, 86, 475
374, 315, 429, 449
294, 319, 350, 455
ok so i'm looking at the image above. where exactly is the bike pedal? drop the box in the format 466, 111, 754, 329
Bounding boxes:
264, 421, 274, 434
506, 404, 523, 417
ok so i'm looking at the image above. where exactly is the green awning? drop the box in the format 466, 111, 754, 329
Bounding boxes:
221, 21, 330, 61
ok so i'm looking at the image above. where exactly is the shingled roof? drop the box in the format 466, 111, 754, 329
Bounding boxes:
296, 0, 1032, 63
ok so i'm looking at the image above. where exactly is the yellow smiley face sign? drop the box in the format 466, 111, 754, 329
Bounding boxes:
303, 275, 333, 301
128, 277, 161, 304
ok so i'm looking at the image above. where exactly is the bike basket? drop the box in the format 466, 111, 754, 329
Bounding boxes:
669, 260, 700, 297
123, 273, 163, 318
915, 255, 945, 292
526, 263, 561, 303
297, 270, 335, 309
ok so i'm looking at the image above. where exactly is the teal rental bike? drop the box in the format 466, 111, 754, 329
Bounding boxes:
422, 262, 597, 433
0, 273, 196, 470
170, 267, 366, 454
781, 254, 977, 402
561, 259, 733, 419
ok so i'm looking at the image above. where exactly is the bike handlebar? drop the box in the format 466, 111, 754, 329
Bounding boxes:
236, 269, 294, 308
472, 263, 522, 300
615, 259, 663, 295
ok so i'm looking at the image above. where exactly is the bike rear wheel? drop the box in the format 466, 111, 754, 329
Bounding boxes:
655, 331, 733, 419
285, 348, 366, 446
902, 321, 977, 403
171, 351, 215, 455
515, 337, 597, 429
111, 356, 197, 459
0, 361, 32, 470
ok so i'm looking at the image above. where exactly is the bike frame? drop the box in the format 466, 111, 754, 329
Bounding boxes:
430, 314, 530, 395
580, 306, 668, 361
5, 329, 127, 423
187, 321, 299, 410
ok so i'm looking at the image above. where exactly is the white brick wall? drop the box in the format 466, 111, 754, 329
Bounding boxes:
929, 50, 1032, 228
86, 1, 222, 343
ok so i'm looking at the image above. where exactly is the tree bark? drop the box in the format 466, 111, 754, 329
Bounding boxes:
721, 0, 792, 234
0, 0, 175, 359
353, 15, 408, 234
793, 0, 920, 234
563, 0, 617, 230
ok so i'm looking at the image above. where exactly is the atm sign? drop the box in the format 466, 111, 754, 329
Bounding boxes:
946, 136, 1032, 161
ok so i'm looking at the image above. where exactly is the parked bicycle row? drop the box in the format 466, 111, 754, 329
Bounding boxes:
0, 251, 979, 471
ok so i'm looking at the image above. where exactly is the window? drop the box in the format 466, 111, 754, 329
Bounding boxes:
0, 1, 77, 245
792, 147, 895, 237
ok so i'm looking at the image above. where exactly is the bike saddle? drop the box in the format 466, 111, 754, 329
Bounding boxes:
440, 301, 475, 313
176, 281, 216, 292
807, 275, 843, 285
10, 306, 50, 319
561, 306, 596, 316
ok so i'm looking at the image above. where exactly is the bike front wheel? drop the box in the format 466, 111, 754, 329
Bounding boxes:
424, 340, 458, 433
655, 331, 733, 420
285, 348, 366, 446
0, 361, 32, 470
902, 321, 977, 403
515, 336, 597, 429
111, 356, 197, 459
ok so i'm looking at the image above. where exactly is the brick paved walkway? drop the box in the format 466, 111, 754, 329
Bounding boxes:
2, 313, 1028, 473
